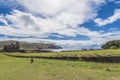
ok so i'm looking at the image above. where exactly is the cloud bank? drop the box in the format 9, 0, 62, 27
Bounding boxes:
0, 0, 120, 49
0, 0, 105, 37
95, 9, 120, 26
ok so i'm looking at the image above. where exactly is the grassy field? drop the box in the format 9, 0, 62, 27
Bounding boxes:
0, 49, 120, 80
6, 49, 120, 57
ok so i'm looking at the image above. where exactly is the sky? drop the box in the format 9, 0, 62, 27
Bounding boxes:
0, 0, 120, 49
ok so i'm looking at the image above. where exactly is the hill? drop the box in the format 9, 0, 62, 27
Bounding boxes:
0, 40, 62, 50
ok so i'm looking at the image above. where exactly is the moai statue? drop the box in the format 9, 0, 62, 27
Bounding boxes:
3, 46, 7, 51
15, 42, 20, 50
10, 43, 14, 50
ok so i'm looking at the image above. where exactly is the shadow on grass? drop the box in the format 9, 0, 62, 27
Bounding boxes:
4, 53, 120, 63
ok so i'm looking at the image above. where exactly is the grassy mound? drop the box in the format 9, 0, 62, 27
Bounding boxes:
5, 49, 120, 62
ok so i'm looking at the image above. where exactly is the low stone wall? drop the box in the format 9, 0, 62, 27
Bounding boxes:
81, 55, 120, 63
4, 54, 120, 63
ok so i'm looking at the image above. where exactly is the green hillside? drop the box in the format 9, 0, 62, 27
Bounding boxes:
0, 40, 62, 50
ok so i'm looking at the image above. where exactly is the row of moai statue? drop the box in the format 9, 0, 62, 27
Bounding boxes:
3, 42, 20, 51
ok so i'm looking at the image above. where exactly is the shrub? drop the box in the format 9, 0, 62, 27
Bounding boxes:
101, 40, 120, 49
109, 46, 118, 49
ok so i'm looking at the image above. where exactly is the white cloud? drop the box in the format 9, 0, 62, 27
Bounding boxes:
94, 9, 120, 26
0, 3, 103, 38
0, 0, 19, 9
1, 30, 120, 49
0, 0, 106, 37
0, 15, 8, 26
2, 0, 119, 49
17, 0, 105, 16
114, 0, 120, 4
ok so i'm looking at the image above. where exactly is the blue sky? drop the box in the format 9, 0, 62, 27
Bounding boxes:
0, 0, 120, 49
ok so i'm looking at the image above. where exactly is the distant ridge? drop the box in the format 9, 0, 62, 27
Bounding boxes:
0, 40, 62, 50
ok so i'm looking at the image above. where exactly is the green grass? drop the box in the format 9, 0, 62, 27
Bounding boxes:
6, 49, 120, 57
0, 49, 120, 80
